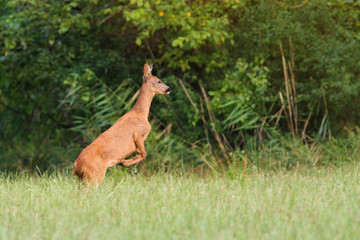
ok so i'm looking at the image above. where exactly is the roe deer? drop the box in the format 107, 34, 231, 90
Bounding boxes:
72, 62, 171, 186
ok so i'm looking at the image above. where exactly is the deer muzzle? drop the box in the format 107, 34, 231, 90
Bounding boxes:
166, 87, 171, 94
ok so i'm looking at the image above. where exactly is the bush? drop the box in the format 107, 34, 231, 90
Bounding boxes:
0, 0, 359, 171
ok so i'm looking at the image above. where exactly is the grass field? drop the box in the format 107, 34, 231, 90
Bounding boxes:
1, 164, 360, 240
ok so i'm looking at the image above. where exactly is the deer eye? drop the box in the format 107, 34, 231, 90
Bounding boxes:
157, 81, 161, 84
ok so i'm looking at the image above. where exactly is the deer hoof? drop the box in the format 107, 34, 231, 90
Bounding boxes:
119, 162, 129, 167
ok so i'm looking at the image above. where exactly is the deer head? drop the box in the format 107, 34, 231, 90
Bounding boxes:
143, 62, 171, 95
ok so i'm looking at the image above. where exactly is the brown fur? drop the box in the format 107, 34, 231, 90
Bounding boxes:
72, 62, 171, 186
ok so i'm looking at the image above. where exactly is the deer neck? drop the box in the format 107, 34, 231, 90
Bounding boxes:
132, 83, 155, 119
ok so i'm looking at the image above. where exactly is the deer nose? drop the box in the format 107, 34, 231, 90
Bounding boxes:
166, 87, 171, 94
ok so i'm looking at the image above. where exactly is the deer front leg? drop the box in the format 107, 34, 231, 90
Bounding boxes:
120, 136, 147, 167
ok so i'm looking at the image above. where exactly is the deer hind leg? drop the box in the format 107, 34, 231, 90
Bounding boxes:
120, 137, 147, 167
93, 170, 106, 187
78, 162, 107, 188
83, 169, 106, 188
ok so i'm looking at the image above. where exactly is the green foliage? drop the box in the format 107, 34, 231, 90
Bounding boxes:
61, 69, 137, 141
233, 0, 360, 131
1, 0, 360, 171
122, 0, 240, 71
210, 58, 271, 142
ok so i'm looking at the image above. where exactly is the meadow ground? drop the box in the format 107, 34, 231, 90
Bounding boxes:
1, 164, 360, 240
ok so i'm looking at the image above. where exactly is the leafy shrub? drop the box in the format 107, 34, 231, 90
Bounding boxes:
1, 0, 360, 171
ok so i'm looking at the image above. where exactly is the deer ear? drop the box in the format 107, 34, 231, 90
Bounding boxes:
144, 62, 153, 76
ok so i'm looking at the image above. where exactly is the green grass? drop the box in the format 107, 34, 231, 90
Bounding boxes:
1, 164, 360, 240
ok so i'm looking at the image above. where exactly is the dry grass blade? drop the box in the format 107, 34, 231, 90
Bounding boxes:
290, 37, 295, 68
288, 62, 298, 136
156, 123, 172, 139
302, 102, 316, 144
280, 41, 300, 138
201, 154, 214, 170
280, 42, 295, 138
222, 133, 234, 151
279, 92, 291, 131
199, 82, 230, 164
178, 78, 218, 162
321, 87, 332, 140
200, 102, 215, 161
310, 141, 325, 167
258, 116, 269, 145
178, 79, 214, 162
178, 78, 198, 111
269, 106, 284, 128
289, 38, 298, 135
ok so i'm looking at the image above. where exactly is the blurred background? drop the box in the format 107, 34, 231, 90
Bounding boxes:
0, 0, 359, 172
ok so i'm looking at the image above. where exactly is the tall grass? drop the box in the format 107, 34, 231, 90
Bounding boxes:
1, 163, 360, 240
